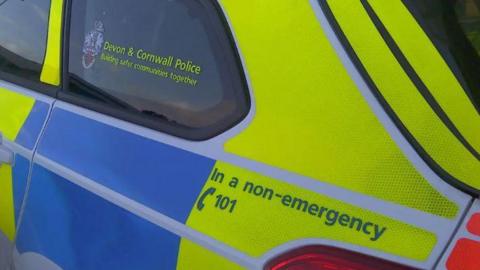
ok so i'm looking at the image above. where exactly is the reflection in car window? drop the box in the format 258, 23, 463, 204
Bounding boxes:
456, 0, 480, 56
68, 0, 249, 138
0, 0, 50, 81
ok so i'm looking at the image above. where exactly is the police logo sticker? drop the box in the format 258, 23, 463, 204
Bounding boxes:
82, 20, 104, 69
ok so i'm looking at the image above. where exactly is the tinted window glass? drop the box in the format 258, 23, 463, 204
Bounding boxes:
0, 0, 50, 81
67, 0, 249, 139
456, 0, 480, 56
404, 0, 480, 110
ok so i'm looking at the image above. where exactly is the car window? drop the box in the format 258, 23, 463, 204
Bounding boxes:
66, 0, 249, 139
404, 0, 480, 110
0, 0, 51, 82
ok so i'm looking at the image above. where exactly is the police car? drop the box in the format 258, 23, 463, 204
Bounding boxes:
0, 0, 479, 269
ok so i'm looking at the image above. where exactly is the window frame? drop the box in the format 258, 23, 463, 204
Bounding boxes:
59, 0, 251, 141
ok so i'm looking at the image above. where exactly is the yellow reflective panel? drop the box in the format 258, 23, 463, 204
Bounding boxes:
221, 0, 458, 217
0, 88, 34, 241
0, 165, 15, 241
40, 0, 64, 86
367, 0, 480, 159
0, 87, 35, 141
177, 239, 245, 270
327, 0, 480, 190
186, 162, 437, 261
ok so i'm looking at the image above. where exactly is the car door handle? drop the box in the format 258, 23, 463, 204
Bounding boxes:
0, 133, 14, 166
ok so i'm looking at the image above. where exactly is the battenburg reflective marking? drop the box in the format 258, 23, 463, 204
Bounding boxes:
37, 108, 215, 223
0, 88, 35, 141
0, 166, 15, 241
40, 0, 64, 86
0, 87, 35, 241
36, 107, 437, 262
185, 162, 437, 261
220, 0, 458, 217
325, 0, 480, 191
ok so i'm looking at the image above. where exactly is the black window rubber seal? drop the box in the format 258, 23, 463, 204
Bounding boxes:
318, 0, 480, 197
0, 70, 58, 97
58, 0, 251, 141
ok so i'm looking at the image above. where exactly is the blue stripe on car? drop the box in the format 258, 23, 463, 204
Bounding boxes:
37, 108, 214, 223
16, 164, 181, 270
15, 101, 50, 150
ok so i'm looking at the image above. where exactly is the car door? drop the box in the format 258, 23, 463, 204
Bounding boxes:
0, 0, 60, 268
0, 84, 53, 270
13, 0, 250, 269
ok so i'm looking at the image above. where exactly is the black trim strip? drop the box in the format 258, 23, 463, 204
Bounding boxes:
402, 0, 480, 115
360, 0, 480, 161
60, 0, 71, 96
0, 70, 58, 97
319, 0, 480, 196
